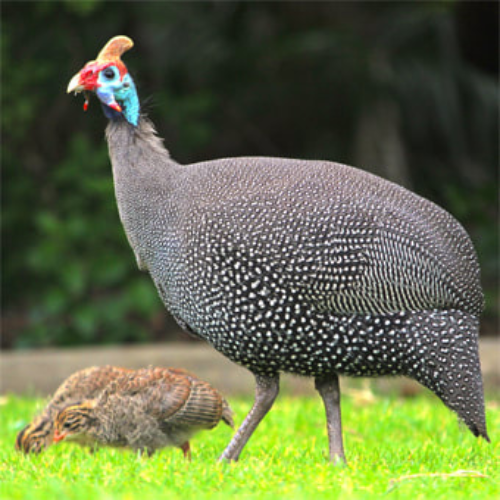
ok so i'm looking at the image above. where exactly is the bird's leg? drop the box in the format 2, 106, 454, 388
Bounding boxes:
180, 441, 192, 461
315, 374, 347, 465
219, 374, 280, 462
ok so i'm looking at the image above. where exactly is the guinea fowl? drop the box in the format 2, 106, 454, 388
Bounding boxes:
52, 367, 234, 458
67, 36, 489, 463
15, 365, 131, 454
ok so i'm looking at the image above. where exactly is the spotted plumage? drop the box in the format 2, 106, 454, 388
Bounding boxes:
15, 365, 131, 454
67, 36, 489, 463
53, 367, 234, 457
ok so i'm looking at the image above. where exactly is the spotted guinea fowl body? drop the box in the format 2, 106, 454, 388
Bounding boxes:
55, 367, 233, 454
67, 36, 488, 461
15, 365, 130, 453
106, 119, 486, 439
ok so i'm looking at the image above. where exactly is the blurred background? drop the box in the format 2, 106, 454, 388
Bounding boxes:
2, 1, 498, 351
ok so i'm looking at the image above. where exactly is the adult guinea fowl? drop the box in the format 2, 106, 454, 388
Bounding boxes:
16, 365, 131, 454
67, 36, 489, 463
53, 367, 234, 458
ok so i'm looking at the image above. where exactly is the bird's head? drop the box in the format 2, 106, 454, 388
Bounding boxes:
67, 36, 139, 126
15, 418, 52, 454
53, 401, 97, 444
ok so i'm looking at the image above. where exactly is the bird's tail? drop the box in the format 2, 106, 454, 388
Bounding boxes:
221, 398, 235, 428
404, 309, 489, 442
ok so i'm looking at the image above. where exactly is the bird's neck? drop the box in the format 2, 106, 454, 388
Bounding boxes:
105, 117, 181, 269
105, 116, 179, 186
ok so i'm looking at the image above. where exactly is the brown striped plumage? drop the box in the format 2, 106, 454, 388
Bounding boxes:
15, 365, 131, 454
53, 367, 234, 457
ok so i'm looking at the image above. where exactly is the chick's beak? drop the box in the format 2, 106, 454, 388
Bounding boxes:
67, 72, 84, 94
53, 430, 67, 443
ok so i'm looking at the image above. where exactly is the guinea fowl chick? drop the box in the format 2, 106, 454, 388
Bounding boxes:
15, 365, 131, 454
53, 367, 234, 458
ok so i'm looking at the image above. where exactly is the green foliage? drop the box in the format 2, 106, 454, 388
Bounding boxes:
5, 127, 164, 348
18, 133, 160, 347
2, 2, 498, 348
1, 393, 499, 499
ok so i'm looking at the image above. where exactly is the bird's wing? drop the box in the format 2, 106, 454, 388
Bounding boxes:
291, 215, 465, 315
160, 367, 233, 428
117, 369, 226, 430
161, 377, 225, 430
98, 368, 192, 421
105, 367, 228, 430
203, 198, 466, 317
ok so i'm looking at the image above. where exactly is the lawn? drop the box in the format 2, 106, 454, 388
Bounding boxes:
1, 389, 498, 499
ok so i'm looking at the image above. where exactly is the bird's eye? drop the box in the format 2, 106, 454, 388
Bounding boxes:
103, 68, 115, 79
62, 421, 72, 429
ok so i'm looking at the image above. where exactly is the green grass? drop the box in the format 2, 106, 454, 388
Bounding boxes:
1, 390, 498, 499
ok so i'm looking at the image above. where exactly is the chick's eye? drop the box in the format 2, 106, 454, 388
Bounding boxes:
103, 68, 115, 79
62, 421, 72, 429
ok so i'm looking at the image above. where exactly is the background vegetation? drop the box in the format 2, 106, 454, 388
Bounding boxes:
2, 1, 498, 349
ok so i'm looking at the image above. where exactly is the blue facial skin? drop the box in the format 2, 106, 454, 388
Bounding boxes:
96, 65, 139, 126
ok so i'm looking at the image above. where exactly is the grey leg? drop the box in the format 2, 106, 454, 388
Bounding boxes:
219, 374, 280, 462
315, 374, 347, 464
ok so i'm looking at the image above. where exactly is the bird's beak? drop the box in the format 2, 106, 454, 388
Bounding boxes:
67, 72, 84, 94
53, 430, 67, 443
